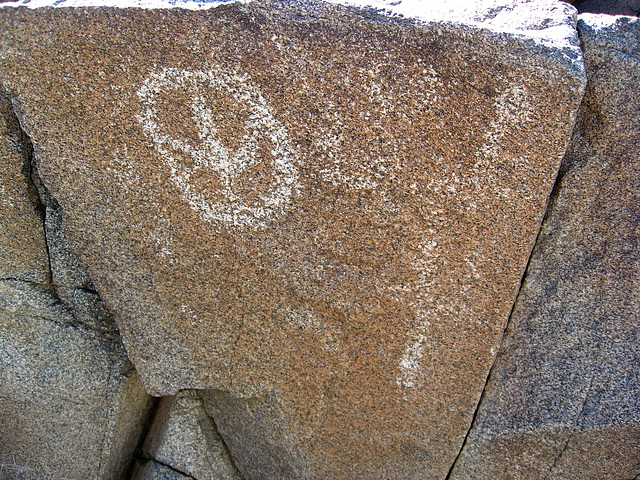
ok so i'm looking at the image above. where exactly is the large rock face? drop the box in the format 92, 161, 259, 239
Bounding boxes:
449, 14, 640, 480
0, 1, 585, 478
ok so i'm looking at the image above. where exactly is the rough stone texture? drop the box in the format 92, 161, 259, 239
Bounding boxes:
449, 14, 640, 480
138, 390, 242, 480
576, 0, 640, 15
0, 279, 154, 479
0, 1, 585, 478
132, 460, 195, 480
0, 92, 154, 479
0, 89, 48, 283
201, 390, 308, 480
39, 180, 119, 334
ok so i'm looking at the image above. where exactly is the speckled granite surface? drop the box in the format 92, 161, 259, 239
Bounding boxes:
449, 14, 640, 480
0, 1, 586, 477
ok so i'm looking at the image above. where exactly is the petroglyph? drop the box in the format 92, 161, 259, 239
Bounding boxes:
478, 84, 533, 166
137, 67, 300, 229
316, 66, 444, 191
396, 237, 438, 391
396, 84, 534, 392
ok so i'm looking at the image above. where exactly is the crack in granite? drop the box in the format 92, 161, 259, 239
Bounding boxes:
195, 391, 247, 480
543, 374, 595, 480
125, 397, 162, 480
442, 21, 589, 478
149, 458, 198, 480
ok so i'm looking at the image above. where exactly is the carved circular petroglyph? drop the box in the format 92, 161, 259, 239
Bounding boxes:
137, 67, 299, 229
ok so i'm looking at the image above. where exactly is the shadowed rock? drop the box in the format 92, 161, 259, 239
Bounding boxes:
0, 89, 48, 283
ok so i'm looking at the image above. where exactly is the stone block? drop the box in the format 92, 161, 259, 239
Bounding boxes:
0, 1, 586, 477
449, 14, 640, 480
139, 390, 241, 480
0, 281, 154, 479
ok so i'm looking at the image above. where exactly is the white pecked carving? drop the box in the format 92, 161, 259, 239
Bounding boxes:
137, 67, 299, 229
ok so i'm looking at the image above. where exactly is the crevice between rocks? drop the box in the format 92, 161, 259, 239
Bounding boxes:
196, 391, 247, 480
543, 373, 595, 479
26, 141, 55, 287
442, 250, 532, 480
443, 48, 588, 480
150, 459, 198, 480
125, 397, 162, 480
130, 390, 246, 480
6, 94, 119, 337
443, 183, 564, 479
6, 101, 55, 288
8, 94, 60, 297
5, 99, 92, 334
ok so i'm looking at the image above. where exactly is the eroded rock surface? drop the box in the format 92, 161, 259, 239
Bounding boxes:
134, 390, 242, 480
0, 91, 154, 479
0, 1, 585, 478
449, 14, 640, 480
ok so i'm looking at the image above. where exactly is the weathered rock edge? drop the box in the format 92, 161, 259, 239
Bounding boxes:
448, 13, 640, 480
